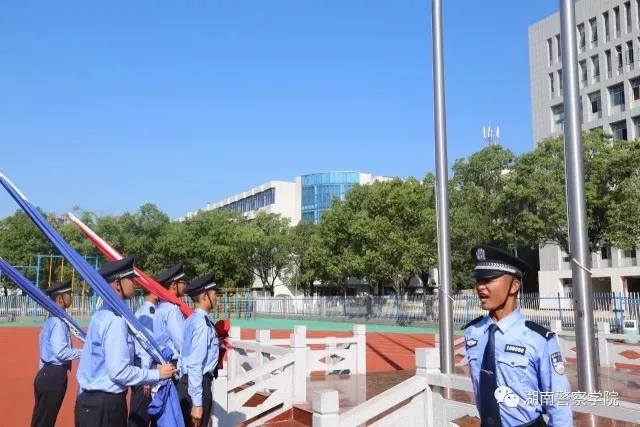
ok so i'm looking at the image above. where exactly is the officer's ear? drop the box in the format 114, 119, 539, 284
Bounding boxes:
508, 276, 522, 296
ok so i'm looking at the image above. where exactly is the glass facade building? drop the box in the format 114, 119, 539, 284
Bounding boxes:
218, 188, 276, 214
301, 172, 360, 223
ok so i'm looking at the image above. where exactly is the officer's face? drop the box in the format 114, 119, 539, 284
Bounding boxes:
475, 274, 513, 310
174, 280, 187, 297
119, 278, 136, 299
62, 292, 72, 308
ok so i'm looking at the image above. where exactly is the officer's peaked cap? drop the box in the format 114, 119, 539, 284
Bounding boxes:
153, 264, 187, 288
98, 255, 139, 283
185, 273, 219, 297
45, 279, 73, 296
470, 245, 532, 280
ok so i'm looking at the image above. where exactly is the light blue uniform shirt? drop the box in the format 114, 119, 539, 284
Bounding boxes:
180, 308, 219, 407
76, 306, 160, 394
153, 301, 184, 362
39, 316, 82, 369
464, 309, 573, 426
134, 301, 157, 370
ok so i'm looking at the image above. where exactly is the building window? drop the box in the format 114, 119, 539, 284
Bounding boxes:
592, 55, 600, 81
590, 18, 598, 46
601, 246, 610, 260
580, 60, 587, 85
589, 91, 601, 114
616, 45, 623, 70
614, 6, 621, 36
627, 41, 635, 65
634, 116, 640, 138
625, 1, 632, 32
632, 78, 640, 100
558, 69, 563, 93
547, 38, 553, 65
604, 11, 610, 42
218, 187, 276, 214
610, 83, 625, 106
606, 49, 612, 77
623, 249, 637, 258
611, 120, 628, 140
549, 73, 555, 96
552, 104, 564, 130
637, 0, 640, 28
578, 23, 586, 52
556, 34, 562, 59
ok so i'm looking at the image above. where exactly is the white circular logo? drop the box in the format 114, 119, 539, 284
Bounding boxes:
476, 248, 486, 261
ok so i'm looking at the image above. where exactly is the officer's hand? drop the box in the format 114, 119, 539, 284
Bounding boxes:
191, 406, 203, 426
143, 385, 151, 397
157, 364, 177, 380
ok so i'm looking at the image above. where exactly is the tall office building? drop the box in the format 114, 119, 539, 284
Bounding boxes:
529, 0, 639, 295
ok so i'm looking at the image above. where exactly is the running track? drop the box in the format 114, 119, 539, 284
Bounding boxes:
0, 327, 438, 427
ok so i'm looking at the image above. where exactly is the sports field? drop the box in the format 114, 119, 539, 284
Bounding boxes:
0, 318, 451, 427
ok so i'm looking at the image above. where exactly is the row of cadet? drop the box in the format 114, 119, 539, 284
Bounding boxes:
31, 257, 221, 427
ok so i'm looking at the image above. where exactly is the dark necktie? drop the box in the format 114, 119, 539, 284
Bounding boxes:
479, 323, 502, 426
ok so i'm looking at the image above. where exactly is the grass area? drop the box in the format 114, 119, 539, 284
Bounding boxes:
0, 316, 462, 334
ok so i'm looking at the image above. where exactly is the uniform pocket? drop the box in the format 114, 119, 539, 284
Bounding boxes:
497, 353, 529, 383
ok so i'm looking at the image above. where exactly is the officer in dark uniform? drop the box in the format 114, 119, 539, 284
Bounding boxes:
31, 279, 82, 427
178, 273, 220, 427
462, 245, 573, 426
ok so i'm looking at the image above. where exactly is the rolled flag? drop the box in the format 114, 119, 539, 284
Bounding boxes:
0, 172, 184, 427
0, 257, 86, 342
67, 212, 193, 318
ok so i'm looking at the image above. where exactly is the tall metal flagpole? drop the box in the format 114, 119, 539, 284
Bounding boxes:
559, 0, 599, 393
431, 0, 454, 374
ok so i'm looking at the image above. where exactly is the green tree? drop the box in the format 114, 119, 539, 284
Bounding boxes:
506, 130, 640, 255
283, 219, 319, 296
243, 211, 292, 296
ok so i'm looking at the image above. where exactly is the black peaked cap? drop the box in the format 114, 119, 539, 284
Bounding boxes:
185, 273, 219, 297
98, 255, 138, 282
153, 263, 187, 287
44, 279, 73, 295
470, 245, 532, 280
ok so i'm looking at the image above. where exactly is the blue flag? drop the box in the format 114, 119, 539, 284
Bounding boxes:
0, 257, 86, 342
0, 173, 185, 427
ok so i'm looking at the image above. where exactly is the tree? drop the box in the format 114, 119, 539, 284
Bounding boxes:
156, 209, 253, 289
506, 130, 640, 255
284, 219, 319, 296
243, 211, 292, 296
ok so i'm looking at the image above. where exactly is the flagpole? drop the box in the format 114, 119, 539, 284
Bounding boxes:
559, 0, 599, 393
432, 0, 454, 374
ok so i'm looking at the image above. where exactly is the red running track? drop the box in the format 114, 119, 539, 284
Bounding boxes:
0, 327, 436, 427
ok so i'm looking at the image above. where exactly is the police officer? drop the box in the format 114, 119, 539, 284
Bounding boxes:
75, 256, 176, 427
462, 245, 573, 426
31, 279, 82, 427
178, 273, 219, 427
152, 264, 187, 372
128, 289, 160, 427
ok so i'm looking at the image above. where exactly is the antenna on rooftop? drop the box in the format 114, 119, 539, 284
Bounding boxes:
482, 125, 500, 147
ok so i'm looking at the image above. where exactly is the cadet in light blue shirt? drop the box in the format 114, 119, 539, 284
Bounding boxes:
178, 273, 220, 427
463, 245, 573, 427
152, 264, 187, 371
128, 289, 160, 427
31, 279, 83, 427
75, 256, 176, 427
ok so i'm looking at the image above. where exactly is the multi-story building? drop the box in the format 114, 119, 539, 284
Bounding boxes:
176, 170, 394, 296
529, 0, 640, 296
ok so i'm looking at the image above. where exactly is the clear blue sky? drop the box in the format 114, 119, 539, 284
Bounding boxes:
0, 1, 559, 220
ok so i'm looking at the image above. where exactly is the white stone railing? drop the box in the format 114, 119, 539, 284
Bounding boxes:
311, 348, 640, 426
212, 332, 308, 426
452, 321, 640, 368
227, 325, 366, 377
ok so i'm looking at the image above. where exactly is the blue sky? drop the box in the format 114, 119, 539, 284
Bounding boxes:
0, 1, 560, 220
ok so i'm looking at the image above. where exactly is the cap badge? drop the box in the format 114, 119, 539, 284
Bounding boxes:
476, 248, 486, 261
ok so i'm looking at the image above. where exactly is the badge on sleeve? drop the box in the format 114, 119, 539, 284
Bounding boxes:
466, 338, 478, 349
550, 351, 565, 375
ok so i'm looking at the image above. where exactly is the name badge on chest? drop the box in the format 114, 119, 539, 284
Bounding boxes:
504, 344, 526, 356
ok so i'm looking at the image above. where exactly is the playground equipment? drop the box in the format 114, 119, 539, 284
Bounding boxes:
33, 254, 100, 294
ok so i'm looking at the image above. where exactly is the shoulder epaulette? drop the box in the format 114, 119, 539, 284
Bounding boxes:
462, 315, 484, 330
149, 307, 155, 314
525, 320, 555, 339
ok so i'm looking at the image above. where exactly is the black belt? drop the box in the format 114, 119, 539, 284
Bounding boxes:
82, 389, 127, 396
41, 359, 71, 371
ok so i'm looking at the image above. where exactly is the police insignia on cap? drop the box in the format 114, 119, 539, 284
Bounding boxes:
476, 248, 486, 261
551, 351, 565, 375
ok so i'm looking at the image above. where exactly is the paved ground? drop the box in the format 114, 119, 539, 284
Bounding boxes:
0, 318, 438, 426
